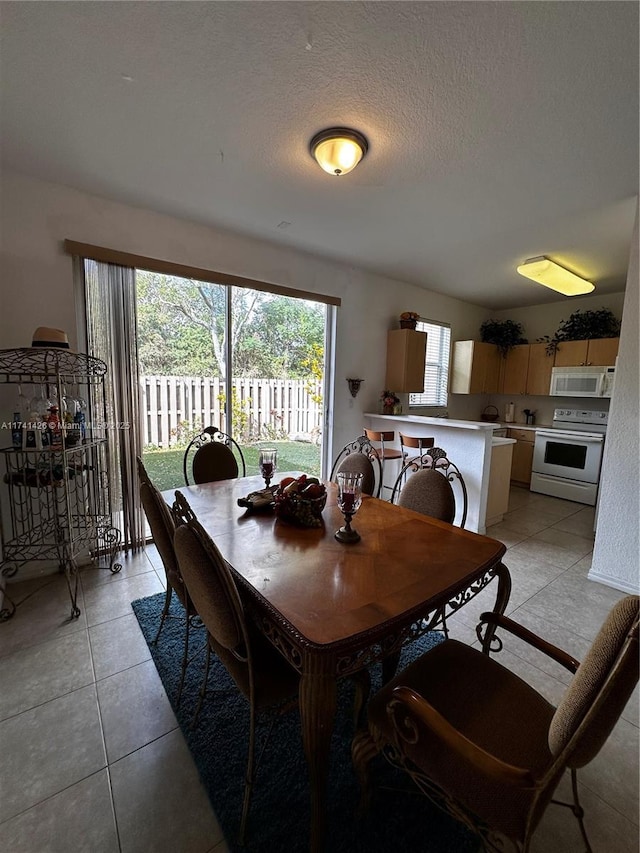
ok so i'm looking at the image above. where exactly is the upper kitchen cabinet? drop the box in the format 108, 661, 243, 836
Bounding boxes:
502, 342, 555, 396
525, 343, 555, 395
553, 337, 620, 367
451, 341, 502, 394
501, 344, 530, 395
385, 329, 427, 392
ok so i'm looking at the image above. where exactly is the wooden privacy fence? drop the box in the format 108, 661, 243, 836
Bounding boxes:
141, 376, 323, 448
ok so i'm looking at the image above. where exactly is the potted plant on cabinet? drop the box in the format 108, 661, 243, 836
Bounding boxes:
399, 312, 420, 330
479, 319, 528, 356
539, 308, 621, 355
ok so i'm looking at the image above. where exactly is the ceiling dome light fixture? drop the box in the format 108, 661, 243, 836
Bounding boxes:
309, 127, 369, 176
516, 256, 595, 296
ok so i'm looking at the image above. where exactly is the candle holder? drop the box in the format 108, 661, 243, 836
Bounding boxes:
259, 448, 278, 488
335, 471, 363, 544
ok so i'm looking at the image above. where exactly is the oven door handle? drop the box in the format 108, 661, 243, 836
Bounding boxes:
536, 430, 604, 443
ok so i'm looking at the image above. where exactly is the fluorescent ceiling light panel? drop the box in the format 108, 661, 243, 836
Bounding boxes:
516, 256, 595, 296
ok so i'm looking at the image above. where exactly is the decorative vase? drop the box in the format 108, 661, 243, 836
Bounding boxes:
383, 405, 394, 415
400, 319, 417, 330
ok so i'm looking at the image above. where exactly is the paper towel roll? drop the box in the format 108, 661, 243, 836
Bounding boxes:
505, 402, 515, 422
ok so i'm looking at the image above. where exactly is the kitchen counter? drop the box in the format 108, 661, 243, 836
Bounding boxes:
364, 413, 504, 533
365, 413, 497, 431
497, 422, 552, 431
367, 414, 554, 432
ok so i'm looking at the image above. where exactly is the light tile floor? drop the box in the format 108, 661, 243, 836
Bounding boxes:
0, 487, 637, 852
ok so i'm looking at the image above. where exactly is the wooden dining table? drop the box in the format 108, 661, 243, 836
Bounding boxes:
164, 472, 510, 853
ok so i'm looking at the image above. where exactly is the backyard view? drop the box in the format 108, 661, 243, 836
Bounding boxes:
136, 271, 326, 489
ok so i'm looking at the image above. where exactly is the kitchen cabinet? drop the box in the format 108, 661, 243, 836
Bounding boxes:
508, 427, 535, 486
501, 345, 530, 395
553, 337, 619, 367
385, 329, 427, 392
525, 342, 555, 395
486, 439, 515, 526
451, 341, 502, 394
501, 343, 555, 396
453, 340, 553, 396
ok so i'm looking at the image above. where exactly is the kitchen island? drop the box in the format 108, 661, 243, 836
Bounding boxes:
364, 413, 514, 533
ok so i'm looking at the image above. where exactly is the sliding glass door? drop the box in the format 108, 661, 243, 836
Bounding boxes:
136, 271, 327, 490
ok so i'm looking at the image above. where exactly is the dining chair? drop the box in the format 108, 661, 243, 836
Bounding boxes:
352, 595, 639, 853
136, 456, 194, 704
172, 489, 300, 844
363, 428, 404, 497
391, 446, 468, 528
389, 447, 468, 643
183, 426, 246, 486
330, 434, 383, 498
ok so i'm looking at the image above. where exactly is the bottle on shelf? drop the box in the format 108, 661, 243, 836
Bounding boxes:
10, 385, 28, 448
11, 410, 22, 448
47, 405, 63, 450
73, 396, 87, 441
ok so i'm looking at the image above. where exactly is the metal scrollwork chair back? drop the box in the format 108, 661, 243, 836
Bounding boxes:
172, 489, 300, 844
352, 595, 639, 853
391, 446, 468, 529
329, 434, 384, 499
183, 427, 246, 486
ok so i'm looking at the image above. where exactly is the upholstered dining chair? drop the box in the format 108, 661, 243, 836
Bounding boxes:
391, 446, 468, 529
352, 595, 639, 853
172, 489, 300, 844
330, 434, 384, 498
136, 456, 194, 704
388, 448, 467, 645
183, 426, 246, 486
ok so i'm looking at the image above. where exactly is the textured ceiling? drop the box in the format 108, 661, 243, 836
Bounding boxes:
1, 1, 638, 309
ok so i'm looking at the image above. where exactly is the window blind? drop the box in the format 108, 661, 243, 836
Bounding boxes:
409, 320, 451, 407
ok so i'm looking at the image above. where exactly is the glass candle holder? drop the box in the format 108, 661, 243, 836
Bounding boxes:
335, 471, 363, 544
259, 448, 278, 487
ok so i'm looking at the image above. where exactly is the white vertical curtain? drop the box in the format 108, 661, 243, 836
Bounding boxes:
74, 257, 145, 550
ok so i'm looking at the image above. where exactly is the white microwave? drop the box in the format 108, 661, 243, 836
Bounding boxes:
550, 365, 615, 398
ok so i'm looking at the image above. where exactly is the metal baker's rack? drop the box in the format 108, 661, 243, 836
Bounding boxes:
0, 347, 122, 622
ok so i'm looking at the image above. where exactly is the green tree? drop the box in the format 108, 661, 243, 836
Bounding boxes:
136, 270, 325, 381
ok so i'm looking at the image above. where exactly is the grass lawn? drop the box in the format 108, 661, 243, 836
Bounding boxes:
143, 440, 321, 492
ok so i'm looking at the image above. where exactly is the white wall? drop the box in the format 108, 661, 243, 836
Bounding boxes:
492, 291, 626, 341
590, 207, 639, 593
0, 170, 488, 466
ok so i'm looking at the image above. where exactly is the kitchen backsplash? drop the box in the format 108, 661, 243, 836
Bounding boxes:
483, 393, 610, 426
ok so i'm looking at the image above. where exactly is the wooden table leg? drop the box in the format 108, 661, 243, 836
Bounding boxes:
299, 658, 337, 853
482, 561, 512, 654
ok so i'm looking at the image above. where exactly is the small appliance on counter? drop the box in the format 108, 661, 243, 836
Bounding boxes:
523, 408, 536, 425
530, 408, 608, 505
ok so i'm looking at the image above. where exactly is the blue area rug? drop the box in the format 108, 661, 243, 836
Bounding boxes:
132, 592, 479, 852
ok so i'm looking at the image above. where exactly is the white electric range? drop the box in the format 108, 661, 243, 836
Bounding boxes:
530, 408, 608, 505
